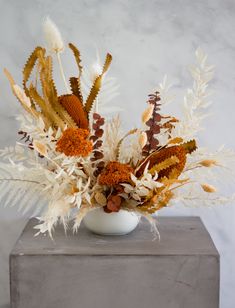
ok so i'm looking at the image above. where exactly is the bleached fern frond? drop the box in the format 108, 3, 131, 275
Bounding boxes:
0, 144, 26, 162
103, 115, 122, 161
156, 75, 174, 106
172, 48, 214, 140
0, 163, 49, 215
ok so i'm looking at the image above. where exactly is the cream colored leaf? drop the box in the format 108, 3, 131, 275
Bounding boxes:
13, 85, 31, 107
33, 140, 47, 157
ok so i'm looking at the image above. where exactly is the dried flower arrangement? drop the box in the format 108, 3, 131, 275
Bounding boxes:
0, 17, 235, 237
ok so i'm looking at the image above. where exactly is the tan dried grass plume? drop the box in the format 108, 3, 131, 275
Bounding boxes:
43, 16, 64, 53
201, 183, 216, 193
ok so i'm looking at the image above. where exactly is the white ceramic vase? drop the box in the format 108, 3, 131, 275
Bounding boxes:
83, 207, 140, 235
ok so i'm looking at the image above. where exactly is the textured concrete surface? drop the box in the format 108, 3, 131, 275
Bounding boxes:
10, 217, 220, 308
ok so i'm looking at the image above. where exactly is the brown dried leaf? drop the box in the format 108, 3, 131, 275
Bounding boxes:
84, 75, 102, 113
102, 53, 112, 74
69, 77, 83, 103
95, 129, 104, 137
93, 140, 103, 149
93, 151, 104, 159
93, 113, 101, 120
68, 43, 83, 77
181, 139, 197, 154
85, 53, 112, 114
29, 85, 65, 129
23, 47, 45, 98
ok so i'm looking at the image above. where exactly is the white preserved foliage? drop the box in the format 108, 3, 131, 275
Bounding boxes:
122, 167, 162, 202
172, 48, 214, 140
0, 163, 49, 215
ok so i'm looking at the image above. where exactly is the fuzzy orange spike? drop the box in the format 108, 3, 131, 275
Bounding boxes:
58, 94, 89, 129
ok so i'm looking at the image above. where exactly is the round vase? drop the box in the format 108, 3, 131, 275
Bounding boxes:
83, 208, 140, 235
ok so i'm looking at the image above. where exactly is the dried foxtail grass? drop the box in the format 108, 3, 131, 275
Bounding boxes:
141, 104, 154, 123
138, 132, 147, 148
199, 159, 218, 167
201, 184, 217, 193
43, 17, 64, 53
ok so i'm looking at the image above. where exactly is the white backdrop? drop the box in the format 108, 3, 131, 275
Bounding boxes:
0, 0, 235, 307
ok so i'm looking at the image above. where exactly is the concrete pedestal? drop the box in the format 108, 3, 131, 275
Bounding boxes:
10, 217, 220, 308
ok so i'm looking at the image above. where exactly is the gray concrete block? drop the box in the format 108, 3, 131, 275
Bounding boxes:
10, 217, 220, 308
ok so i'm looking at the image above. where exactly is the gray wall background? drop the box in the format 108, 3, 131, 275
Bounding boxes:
0, 0, 235, 307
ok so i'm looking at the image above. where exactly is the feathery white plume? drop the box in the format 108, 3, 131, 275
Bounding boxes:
43, 16, 64, 53
42, 16, 70, 93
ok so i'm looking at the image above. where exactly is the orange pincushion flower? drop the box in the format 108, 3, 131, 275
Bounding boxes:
99, 161, 134, 186
56, 128, 92, 157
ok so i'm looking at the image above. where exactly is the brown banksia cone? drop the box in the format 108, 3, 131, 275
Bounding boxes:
58, 94, 89, 129
136, 145, 187, 179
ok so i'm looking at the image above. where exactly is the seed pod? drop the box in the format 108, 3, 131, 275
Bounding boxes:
141, 104, 154, 124
201, 184, 216, 193
94, 192, 107, 206
199, 160, 217, 167
138, 132, 147, 148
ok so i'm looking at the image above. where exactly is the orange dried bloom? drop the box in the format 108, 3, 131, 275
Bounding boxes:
58, 94, 89, 129
56, 128, 92, 157
99, 161, 134, 186
136, 145, 186, 179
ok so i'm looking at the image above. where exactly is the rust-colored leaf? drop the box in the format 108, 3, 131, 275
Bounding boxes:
68, 43, 83, 77
181, 139, 197, 154
69, 77, 83, 103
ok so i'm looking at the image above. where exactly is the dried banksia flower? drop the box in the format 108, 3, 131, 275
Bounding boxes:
56, 128, 92, 157
201, 184, 217, 193
59, 94, 89, 129
99, 161, 134, 186
136, 145, 187, 179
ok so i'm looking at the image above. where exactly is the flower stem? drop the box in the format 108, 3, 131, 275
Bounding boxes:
57, 52, 70, 93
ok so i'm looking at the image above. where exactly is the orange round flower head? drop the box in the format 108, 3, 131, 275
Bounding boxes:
99, 161, 134, 186
56, 128, 92, 157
